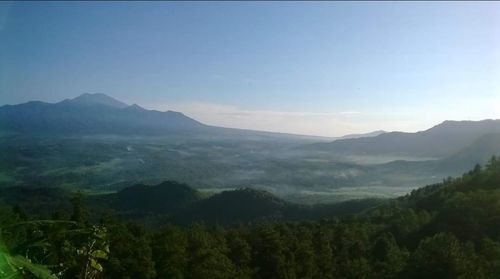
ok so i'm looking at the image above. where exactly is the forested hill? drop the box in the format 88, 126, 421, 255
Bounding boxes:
1, 157, 500, 278
0, 181, 383, 225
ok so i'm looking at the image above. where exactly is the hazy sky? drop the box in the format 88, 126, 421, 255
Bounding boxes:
1, 2, 499, 137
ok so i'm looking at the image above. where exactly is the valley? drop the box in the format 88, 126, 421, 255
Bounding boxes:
1, 94, 499, 204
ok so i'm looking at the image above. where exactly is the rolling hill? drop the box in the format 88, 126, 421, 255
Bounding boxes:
0, 181, 381, 225
111, 181, 201, 213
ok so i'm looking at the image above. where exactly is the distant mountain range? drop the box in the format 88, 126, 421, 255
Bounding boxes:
0, 93, 500, 192
0, 94, 410, 143
337, 130, 386, 140
307, 119, 500, 158
2, 93, 499, 159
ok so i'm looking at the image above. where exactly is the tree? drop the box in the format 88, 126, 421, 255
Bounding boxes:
312, 228, 334, 279
294, 227, 316, 279
104, 223, 155, 279
185, 224, 235, 279
251, 225, 291, 279
226, 229, 253, 278
371, 232, 408, 278
70, 193, 89, 226
405, 232, 482, 279
152, 224, 188, 279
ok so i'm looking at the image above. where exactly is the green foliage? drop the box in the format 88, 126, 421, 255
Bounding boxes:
185, 224, 236, 279
0, 222, 58, 279
405, 233, 481, 278
371, 233, 409, 278
104, 222, 155, 279
0, 253, 57, 279
151, 225, 188, 279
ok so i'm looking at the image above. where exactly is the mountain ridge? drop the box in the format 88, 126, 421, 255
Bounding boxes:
306, 119, 500, 158
338, 130, 386, 140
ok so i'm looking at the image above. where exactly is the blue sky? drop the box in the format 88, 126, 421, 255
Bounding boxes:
1, 2, 499, 136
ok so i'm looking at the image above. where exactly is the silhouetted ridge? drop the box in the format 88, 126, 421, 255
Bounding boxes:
175, 187, 291, 224
0, 93, 205, 134
113, 181, 201, 213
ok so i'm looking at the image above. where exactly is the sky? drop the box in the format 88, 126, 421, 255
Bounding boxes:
0, 1, 499, 137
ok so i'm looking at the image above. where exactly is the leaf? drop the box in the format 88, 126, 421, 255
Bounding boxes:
9, 256, 57, 279
91, 249, 108, 259
0, 239, 21, 279
90, 258, 103, 272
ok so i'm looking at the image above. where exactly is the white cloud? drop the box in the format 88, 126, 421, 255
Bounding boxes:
141, 88, 500, 137
339, 111, 362, 115
142, 101, 420, 137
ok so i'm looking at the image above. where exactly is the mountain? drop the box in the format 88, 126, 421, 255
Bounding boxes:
338, 130, 386, 140
0, 94, 331, 142
61, 92, 128, 108
306, 119, 500, 158
0, 93, 206, 135
435, 133, 500, 173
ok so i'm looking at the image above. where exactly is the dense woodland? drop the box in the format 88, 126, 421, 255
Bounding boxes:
2, 156, 500, 278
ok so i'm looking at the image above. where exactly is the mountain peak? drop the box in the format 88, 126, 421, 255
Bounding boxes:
126, 103, 145, 110
66, 93, 128, 108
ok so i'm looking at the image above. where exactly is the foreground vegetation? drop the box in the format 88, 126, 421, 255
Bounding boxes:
1, 156, 500, 278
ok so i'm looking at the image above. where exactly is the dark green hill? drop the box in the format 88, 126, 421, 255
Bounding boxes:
367, 156, 500, 250
0, 182, 380, 225
0, 187, 71, 216
172, 187, 382, 225
111, 181, 201, 214
174, 188, 290, 224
